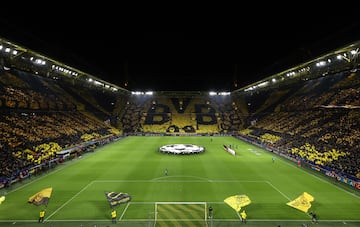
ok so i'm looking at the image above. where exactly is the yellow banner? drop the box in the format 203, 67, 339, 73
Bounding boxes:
286, 192, 314, 213
28, 187, 52, 206
0, 196, 5, 204
224, 195, 251, 212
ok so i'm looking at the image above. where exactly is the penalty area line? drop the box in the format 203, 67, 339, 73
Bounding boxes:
119, 202, 131, 221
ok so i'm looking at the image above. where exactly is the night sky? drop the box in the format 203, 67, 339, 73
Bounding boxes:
1, 12, 360, 91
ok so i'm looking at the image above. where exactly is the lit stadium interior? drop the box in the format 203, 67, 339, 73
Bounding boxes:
0, 36, 359, 227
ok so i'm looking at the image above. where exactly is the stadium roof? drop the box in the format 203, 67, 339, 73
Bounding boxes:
1, 12, 360, 92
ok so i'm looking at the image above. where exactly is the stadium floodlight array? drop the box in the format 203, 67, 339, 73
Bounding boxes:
131, 91, 154, 95
154, 201, 208, 226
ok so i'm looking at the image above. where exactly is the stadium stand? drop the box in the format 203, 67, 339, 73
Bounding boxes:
0, 36, 359, 190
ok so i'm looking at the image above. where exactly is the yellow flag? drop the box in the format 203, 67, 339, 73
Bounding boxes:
224, 195, 251, 212
0, 196, 5, 204
286, 192, 314, 213
28, 187, 52, 206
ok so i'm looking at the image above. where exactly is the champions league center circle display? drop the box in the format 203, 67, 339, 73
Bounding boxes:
159, 144, 205, 155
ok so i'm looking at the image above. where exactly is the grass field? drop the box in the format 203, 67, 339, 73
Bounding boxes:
0, 136, 359, 227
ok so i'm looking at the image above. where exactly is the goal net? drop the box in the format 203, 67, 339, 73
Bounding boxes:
154, 202, 208, 227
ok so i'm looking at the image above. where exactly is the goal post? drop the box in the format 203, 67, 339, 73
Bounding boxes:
154, 202, 208, 226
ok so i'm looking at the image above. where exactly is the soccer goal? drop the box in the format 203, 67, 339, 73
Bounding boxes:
154, 201, 208, 227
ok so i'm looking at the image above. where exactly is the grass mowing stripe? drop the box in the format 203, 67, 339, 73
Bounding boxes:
266, 181, 292, 201
0, 136, 359, 227
118, 202, 130, 221
45, 181, 94, 221
94, 179, 268, 183
277, 152, 360, 199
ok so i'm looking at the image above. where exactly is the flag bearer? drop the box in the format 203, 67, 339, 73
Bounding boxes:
111, 209, 117, 224
39, 209, 45, 223
240, 209, 247, 224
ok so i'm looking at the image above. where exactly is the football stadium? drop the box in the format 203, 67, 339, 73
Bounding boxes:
0, 35, 360, 227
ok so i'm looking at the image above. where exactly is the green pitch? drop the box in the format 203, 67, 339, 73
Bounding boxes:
0, 136, 359, 227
